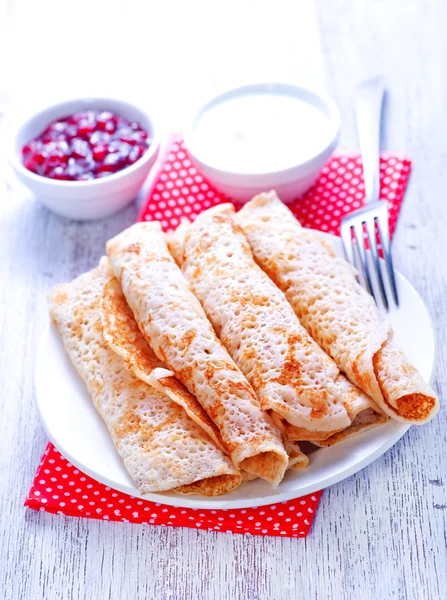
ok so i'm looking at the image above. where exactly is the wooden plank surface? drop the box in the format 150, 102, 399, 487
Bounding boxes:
1, 1, 446, 599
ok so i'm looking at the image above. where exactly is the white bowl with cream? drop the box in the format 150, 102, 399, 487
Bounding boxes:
184, 83, 340, 203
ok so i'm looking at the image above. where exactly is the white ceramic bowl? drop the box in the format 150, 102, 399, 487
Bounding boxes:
184, 83, 340, 204
10, 98, 160, 220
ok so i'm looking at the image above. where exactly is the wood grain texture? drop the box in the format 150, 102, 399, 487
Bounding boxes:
1, 1, 446, 599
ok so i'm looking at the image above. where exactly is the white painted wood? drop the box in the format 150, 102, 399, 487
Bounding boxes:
0, 1, 445, 599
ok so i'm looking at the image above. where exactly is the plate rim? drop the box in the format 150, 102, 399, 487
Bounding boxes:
34, 231, 435, 509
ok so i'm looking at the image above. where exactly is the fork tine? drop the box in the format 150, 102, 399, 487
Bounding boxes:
375, 216, 399, 306
365, 220, 389, 310
352, 222, 375, 301
341, 223, 356, 266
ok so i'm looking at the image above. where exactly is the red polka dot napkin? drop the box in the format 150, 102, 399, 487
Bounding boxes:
26, 138, 411, 537
138, 138, 410, 237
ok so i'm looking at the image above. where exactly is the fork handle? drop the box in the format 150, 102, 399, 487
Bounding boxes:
355, 77, 385, 204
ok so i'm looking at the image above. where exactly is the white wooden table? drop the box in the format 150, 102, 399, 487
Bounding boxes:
1, 1, 446, 598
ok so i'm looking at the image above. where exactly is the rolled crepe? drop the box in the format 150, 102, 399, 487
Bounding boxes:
107, 223, 288, 487
169, 203, 351, 436
48, 259, 241, 496
236, 191, 439, 424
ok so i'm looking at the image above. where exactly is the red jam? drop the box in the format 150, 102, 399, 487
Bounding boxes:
22, 110, 150, 181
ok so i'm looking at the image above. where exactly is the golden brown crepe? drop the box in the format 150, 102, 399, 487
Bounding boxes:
107, 223, 288, 487
236, 191, 439, 424
48, 258, 241, 496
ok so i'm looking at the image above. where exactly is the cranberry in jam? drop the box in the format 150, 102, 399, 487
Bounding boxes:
22, 110, 150, 181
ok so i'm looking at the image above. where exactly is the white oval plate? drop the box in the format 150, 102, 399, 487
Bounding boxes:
34, 232, 436, 509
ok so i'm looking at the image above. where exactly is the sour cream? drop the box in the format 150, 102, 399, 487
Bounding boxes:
190, 89, 334, 174
185, 83, 340, 203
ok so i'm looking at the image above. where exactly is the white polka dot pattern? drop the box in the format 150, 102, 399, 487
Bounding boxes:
138, 140, 410, 239
26, 138, 411, 538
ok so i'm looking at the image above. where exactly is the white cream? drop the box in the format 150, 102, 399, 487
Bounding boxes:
191, 92, 332, 173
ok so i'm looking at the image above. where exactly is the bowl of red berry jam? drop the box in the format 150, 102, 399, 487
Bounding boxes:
11, 98, 159, 220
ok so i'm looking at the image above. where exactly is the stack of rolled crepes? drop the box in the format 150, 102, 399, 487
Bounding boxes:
49, 191, 438, 496
168, 204, 389, 447
50, 225, 312, 495
49, 259, 242, 496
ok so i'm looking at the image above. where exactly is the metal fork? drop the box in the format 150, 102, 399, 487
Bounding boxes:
340, 77, 399, 310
